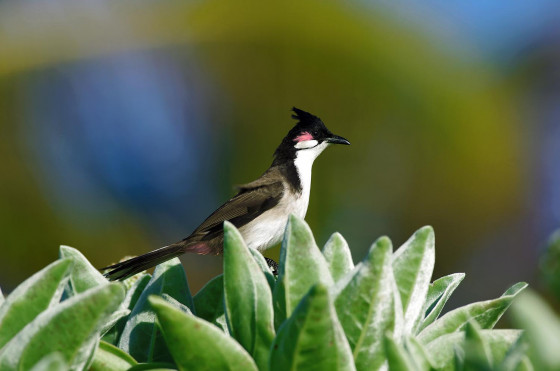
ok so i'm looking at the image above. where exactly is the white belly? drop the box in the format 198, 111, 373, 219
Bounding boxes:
239, 190, 308, 251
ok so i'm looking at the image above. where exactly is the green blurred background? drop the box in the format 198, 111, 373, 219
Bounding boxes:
1, 0, 558, 307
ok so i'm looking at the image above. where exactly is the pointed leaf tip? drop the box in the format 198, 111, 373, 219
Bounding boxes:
392, 226, 435, 335
0, 258, 73, 349
334, 236, 395, 370
59, 245, 107, 294
367, 236, 392, 261
323, 232, 354, 282
273, 214, 333, 328
419, 282, 527, 344
503, 282, 528, 296
223, 220, 236, 235
416, 272, 466, 334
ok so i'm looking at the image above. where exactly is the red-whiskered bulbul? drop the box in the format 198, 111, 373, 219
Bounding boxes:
102, 107, 350, 280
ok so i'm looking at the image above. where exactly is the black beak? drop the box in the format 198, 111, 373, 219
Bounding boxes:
327, 135, 350, 145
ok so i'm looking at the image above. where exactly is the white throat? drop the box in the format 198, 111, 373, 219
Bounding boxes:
293, 141, 330, 201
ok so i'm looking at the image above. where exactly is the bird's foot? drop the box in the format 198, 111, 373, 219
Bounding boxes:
264, 257, 279, 276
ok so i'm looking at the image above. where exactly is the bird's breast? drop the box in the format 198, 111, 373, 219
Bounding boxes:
239, 189, 309, 251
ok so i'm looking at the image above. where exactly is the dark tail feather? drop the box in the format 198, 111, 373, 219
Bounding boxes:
102, 244, 185, 281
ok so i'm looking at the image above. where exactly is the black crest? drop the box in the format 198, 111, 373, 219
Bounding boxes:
272, 107, 332, 166
291, 107, 325, 127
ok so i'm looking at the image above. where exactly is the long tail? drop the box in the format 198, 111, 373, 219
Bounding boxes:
102, 244, 186, 281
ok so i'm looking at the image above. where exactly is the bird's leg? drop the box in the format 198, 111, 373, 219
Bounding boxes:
264, 257, 279, 276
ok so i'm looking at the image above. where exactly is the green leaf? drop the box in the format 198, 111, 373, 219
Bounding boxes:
248, 247, 276, 290
403, 336, 432, 371
270, 284, 355, 371
322, 232, 354, 282
424, 330, 523, 369
124, 274, 152, 311
333, 237, 395, 370
118, 258, 194, 363
462, 321, 493, 370
223, 222, 275, 371
0, 287, 4, 306
384, 333, 417, 371
90, 340, 138, 371
540, 229, 560, 300
30, 353, 68, 371
392, 226, 435, 335
273, 214, 334, 328
103, 274, 151, 345
495, 336, 531, 371
418, 282, 527, 344
193, 274, 228, 333
100, 309, 130, 337
149, 296, 258, 371
510, 289, 560, 370
160, 293, 193, 314
60, 245, 108, 294
416, 273, 465, 334
128, 363, 177, 370
0, 258, 73, 349
0, 283, 125, 370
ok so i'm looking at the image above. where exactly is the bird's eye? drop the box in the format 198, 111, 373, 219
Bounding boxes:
294, 139, 319, 149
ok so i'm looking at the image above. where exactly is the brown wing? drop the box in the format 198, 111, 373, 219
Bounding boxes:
188, 172, 285, 242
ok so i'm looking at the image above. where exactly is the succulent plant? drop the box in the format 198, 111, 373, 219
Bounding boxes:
0, 215, 534, 370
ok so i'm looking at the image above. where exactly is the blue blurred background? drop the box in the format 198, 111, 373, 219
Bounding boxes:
0, 0, 559, 307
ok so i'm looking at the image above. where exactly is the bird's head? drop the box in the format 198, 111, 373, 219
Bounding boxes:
273, 107, 350, 164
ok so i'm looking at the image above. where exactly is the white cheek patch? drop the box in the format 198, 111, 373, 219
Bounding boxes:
294, 139, 318, 149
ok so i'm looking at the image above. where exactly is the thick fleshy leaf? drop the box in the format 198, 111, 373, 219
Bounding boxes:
0, 283, 125, 370
248, 247, 276, 290
392, 226, 435, 335
60, 245, 108, 294
322, 232, 354, 282
510, 289, 560, 370
416, 273, 465, 334
100, 309, 130, 337
30, 353, 68, 371
0, 258, 72, 349
270, 284, 355, 371
496, 337, 532, 371
90, 340, 138, 371
540, 229, 560, 301
149, 296, 258, 371
404, 336, 432, 370
462, 321, 493, 369
123, 274, 152, 311
424, 329, 523, 369
333, 237, 395, 370
160, 293, 193, 314
193, 274, 228, 332
103, 274, 151, 345
128, 363, 176, 370
223, 222, 275, 370
384, 334, 416, 371
273, 214, 334, 328
419, 282, 527, 344
119, 258, 194, 363
0, 287, 4, 306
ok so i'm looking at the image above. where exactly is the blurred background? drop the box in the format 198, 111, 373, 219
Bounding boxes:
0, 0, 559, 309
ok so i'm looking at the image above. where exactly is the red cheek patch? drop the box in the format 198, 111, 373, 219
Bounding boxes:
294, 131, 314, 142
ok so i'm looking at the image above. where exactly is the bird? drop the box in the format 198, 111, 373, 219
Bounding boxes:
102, 107, 350, 280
